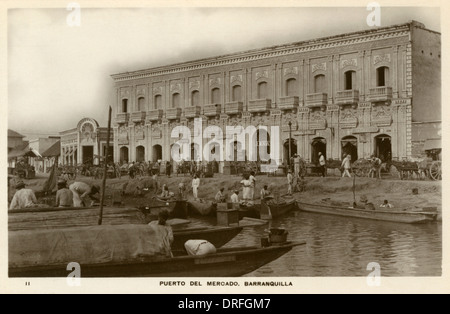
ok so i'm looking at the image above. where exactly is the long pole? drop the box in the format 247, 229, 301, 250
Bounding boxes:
288, 122, 292, 170
98, 106, 112, 225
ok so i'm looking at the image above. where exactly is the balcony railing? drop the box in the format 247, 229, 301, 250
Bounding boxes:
336, 90, 359, 105
248, 99, 272, 113
116, 113, 129, 124
203, 104, 222, 117
166, 108, 182, 120
306, 93, 328, 107
131, 111, 146, 123
368, 86, 393, 102
224, 102, 243, 115
185, 106, 202, 118
278, 96, 299, 110
147, 109, 163, 122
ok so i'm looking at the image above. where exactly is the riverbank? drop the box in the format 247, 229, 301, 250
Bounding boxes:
11, 172, 442, 220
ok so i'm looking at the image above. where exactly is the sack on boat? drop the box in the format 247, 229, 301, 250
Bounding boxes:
184, 240, 217, 256
9, 224, 169, 268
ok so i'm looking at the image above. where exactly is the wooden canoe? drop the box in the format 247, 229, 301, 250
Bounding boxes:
260, 199, 298, 220
187, 200, 217, 216
297, 201, 438, 224
9, 241, 305, 278
138, 198, 188, 221
8, 207, 142, 231
238, 202, 261, 219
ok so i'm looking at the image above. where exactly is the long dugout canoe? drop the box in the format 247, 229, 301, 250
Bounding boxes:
296, 201, 438, 224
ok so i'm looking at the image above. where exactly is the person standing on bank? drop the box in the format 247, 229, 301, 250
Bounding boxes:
230, 190, 240, 203
341, 154, 352, 178
192, 175, 200, 200
287, 170, 293, 196
318, 152, 326, 177
249, 171, 256, 200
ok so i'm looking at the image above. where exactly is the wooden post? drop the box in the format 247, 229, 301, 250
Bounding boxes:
98, 106, 112, 225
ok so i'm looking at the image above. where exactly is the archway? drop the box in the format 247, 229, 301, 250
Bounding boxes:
152, 145, 162, 162
374, 134, 391, 162
136, 146, 145, 162
341, 136, 358, 162
283, 139, 297, 163
311, 137, 326, 164
119, 146, 129, 164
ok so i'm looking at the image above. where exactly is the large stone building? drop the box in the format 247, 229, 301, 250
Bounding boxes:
60, 118, 114, 166
110, 20, 441, 170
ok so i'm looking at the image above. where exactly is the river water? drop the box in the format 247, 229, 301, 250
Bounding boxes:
196, 210, 442, 277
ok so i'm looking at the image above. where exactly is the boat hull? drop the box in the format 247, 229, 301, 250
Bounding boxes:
187, 201, 217, 216
297, 202, 438, 224
260, 200, 297, 220
9, 242, 305, 277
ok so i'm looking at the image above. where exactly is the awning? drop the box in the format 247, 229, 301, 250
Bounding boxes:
27, 148, 43, 158
423, 138, 441, 151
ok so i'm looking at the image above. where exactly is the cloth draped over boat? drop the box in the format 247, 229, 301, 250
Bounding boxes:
9, 225, 169, 268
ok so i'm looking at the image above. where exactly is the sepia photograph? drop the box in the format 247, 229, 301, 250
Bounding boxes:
1, 0, 448, 294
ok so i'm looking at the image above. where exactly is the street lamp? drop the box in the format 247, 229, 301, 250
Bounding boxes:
288, 121, 292, 170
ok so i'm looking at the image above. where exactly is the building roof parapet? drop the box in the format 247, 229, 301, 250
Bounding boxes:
111, 22, 419, 82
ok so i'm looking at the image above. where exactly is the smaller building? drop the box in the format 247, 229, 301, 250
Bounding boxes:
28, 137, 61, 172
60, 118, 114, 166
8, 129, 26, 153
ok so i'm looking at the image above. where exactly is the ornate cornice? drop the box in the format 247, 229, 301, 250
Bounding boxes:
111, 24, 412, 82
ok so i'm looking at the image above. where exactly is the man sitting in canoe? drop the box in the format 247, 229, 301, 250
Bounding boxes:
230, 190, 240, 204
353, 195, 375, 210
215, 188, 226, 203
9, 180, 39, 210
260, 185, 273, 200
148, 210, 174, 257
55, 179, 73, 208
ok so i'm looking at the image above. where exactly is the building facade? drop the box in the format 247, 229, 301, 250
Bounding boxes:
111, 21, 441, 169
60, 118, 114, 166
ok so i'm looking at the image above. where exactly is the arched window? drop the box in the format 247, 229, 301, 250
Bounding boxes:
152, 145, 162, 162
314, 75, 326, 93
191, 90, 200, 107
232, 85, 242, 102
311, 137, 326, 164
136, 146, 145, 162
257, 81, 268, 99
137, 97, 145, 111
344, 71, 356, 90
286, 78, 298, 96
120, 147, 129, 164
154, 95, 162, 109
122, 99, 128, 113
211, 88, 221, 104
172, 93, 180, 108
376, 67, 390, 87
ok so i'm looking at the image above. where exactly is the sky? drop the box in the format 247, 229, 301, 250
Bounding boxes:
7, 6, 441, 139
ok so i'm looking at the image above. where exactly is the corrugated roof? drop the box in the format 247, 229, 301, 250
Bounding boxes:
41, 141, 61, 157
8, 129, 25, 138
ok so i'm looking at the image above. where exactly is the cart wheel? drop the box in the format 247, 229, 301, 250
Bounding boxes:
429, 161, 442, 181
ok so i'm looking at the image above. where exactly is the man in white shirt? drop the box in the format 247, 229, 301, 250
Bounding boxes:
215, 188, 226, 203
249, 171, 256, 200
230, 190, 240, 203
9, 181, 38, 210
287, 170, 293, 196
192, 175, 200, 199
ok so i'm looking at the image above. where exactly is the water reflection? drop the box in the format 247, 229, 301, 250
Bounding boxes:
214, 211, 441, 277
